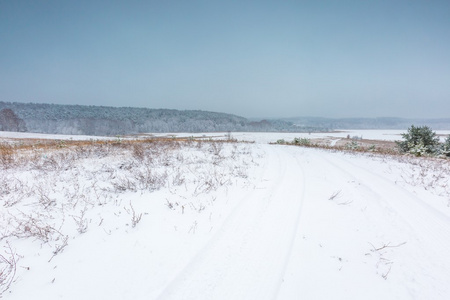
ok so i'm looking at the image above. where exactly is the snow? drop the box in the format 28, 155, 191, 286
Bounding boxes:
0, 131, 117, 141
151, 129, 450, 143
2, 128, 448, 143
1, 131, 450, 299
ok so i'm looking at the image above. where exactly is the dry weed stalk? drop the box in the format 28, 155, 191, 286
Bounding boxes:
4, 211, 63, 244
48, 235, 69, 262
328, 190, 342, 201
368, 241, 407, 280
71, 207, 89, 234
0, 241, 17, 295
124, 202, 143, 228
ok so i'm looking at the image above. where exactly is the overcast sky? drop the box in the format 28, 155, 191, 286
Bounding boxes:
1, 1, 449, 119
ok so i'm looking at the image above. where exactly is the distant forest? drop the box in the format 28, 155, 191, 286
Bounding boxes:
0, 102, 309, 136
1, 101, 448, 136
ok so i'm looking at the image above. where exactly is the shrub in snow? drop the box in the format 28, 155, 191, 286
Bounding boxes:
345, 141, 359, 150
293, 138, 311, 146
396, 125, 440, 156
407, 142, 429, 157
442, 136, 450, 157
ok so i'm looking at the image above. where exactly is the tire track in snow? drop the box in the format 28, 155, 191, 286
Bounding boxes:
309, 150, 450, 295
314, 151, 450, 243
276, 147, 450, 299
271, 151, 306, 300
155, 145, 305, 300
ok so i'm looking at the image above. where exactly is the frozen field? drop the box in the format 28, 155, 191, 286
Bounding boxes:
151, 129, 450, 143
0, 131, 115, 141
2, 129, 449, 143
1, 131, 450, 299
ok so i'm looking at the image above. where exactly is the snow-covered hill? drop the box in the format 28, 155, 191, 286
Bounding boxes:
0, 102, 300, 136
1, 132, 449, 299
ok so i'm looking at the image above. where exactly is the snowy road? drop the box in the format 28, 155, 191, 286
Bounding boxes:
158, 145, 450, 300
156, 145, 450, 299
157, 146, 305, 299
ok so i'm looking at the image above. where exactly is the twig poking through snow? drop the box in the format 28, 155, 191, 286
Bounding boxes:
328, 190, 342, 201
368, 241, 406, 280
369, 241, 407, 252
126, 202, 143, 228
48, 235, 69, 262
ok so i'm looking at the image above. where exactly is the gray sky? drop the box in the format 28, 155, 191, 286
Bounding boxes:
1, 0, 449, 119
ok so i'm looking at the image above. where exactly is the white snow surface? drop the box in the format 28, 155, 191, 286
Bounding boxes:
0, 131, 115, 141
1, 131, 450, 299
1, 129, 448, 143
151, 129, 450, 143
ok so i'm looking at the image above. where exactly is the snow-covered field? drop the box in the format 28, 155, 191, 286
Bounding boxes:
151, 129, 450, 143
0, 131, 116, 141
1, 131, 450, 299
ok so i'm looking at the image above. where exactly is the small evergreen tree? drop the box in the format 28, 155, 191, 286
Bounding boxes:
442, 136, 450, 157
396, 125, 440, 156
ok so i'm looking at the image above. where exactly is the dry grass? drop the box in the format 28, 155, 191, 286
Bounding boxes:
274, 137, 407, 156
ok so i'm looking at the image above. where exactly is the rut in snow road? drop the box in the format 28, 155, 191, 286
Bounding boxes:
156, 146, 306, 300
